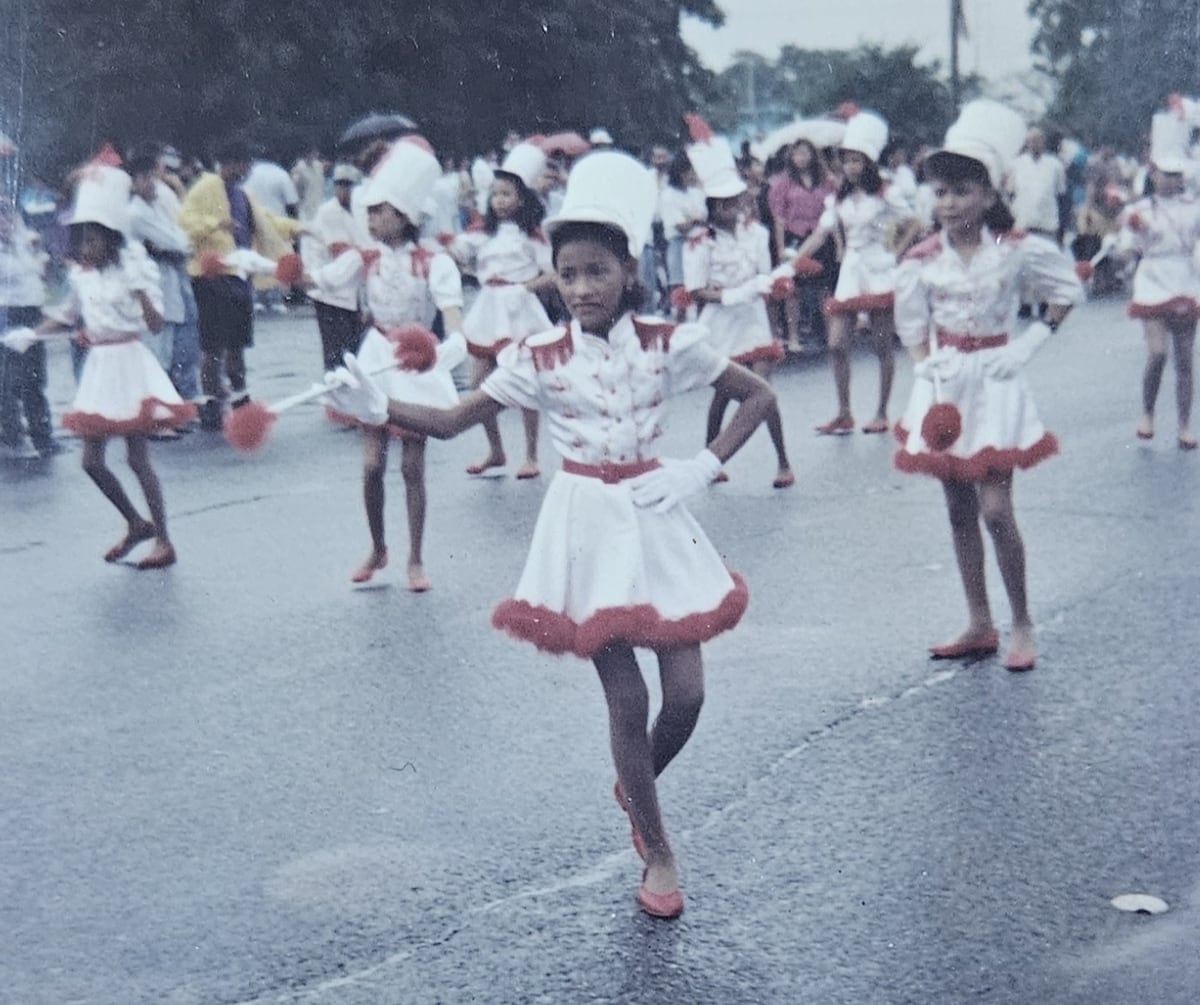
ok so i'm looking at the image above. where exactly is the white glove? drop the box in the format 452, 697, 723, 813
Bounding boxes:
629, 449, 722, 514
770, 261, 796, 281
1, 327, 39, 353
321, 354, 389, 425
912, 345, 961, 382
984, 321, 1053, 380
719, 281, 760, 307
222, 248, 277, 279
436, 331, 468, 371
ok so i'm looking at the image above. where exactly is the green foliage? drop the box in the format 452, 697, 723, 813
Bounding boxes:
709, 44, 966, 147
1029, 0, 1200, 147
0, 0, 721, 180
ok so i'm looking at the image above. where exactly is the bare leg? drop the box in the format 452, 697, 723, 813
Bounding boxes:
935, 478, 995, 645
816, 313, 853, 431
706, 388, 731, 446
978, 473, 1034, 663
594, 642, 677, 895
353, 427, 389, 582
125, 435, 175, 567
865, 309, 895, 430
400, 436, 430, 590
516, 408, 540, 478
1139, 320, 1169, 438
1171, 320, 1196, 446
467, 356, 506, 473
81, 437, 155, 561
782, 293, 801, 350
751, 359, 793, 483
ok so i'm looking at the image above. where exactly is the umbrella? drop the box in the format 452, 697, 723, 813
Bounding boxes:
537, 131, 590, 158
336, 112, 419, 153
753, 119, 847, 162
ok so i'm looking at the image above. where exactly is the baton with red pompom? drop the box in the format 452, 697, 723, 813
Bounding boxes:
918, 343, 963, 453
198, 249, 306, 285
222, 326, 460, 452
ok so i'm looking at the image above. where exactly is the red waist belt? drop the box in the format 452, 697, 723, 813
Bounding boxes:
562, 458, 660, 483
80, 332, 139, 348
936, 330, 1008, 352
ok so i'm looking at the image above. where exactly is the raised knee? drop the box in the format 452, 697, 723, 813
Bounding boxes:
980, 503, 1014, 536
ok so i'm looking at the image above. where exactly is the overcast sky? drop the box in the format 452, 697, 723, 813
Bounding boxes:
682, 0, 1041, 86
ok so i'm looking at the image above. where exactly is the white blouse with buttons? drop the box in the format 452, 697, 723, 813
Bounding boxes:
452, 221, 552, 284
365, 241, 463, 329
51, 244, 165, 342
482, 313, 728, 465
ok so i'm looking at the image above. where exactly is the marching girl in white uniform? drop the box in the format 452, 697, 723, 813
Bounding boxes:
892, 101, 1084, 672
1117, 111, 1200, 448
796, 112, 914, 435
681, 116, 794, 488
28, 159, 194, 569
324, 151, 777, 920
325, 137, 466, 590
450, 142, 556, 478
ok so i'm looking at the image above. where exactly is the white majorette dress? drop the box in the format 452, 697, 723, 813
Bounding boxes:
892, 228, 1084, 480
454, 221, 553, 359
821, 188, 907, 315
480, 313, 748, 658
328, 240, 464, 437
56, 244, 196, 437
682, 221, 784, 365
1119, 193, 1200, 321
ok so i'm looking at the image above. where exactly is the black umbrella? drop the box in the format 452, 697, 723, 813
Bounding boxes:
336, 112, 419, 153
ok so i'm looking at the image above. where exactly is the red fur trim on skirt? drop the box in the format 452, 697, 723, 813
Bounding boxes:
733, 341, 786, 366
1127, 298, 1200, 322
62, 399, 197, 437
466, 337, 512, 361
324, 405, 422, 441
892, 422, 1058, 480
823, 292, 894, 316
491, 572, 750, 658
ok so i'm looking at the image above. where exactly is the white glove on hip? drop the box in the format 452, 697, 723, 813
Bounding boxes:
628, 449, 722, 514
1, 326, 39, 353
321, 353, 390, 425
984, 321, 1053, 380
436, 331, 468, 372
912, 344, 961, 382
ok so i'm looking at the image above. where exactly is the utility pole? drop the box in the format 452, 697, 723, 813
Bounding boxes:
950, 0, 962, 112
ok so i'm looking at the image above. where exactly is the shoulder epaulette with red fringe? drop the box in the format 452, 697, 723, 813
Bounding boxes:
997, 229, 1028, 244
409, 244, 434, 279
633, 316, 675, 353
903, 233, 944, 261
525, 324, 574, 371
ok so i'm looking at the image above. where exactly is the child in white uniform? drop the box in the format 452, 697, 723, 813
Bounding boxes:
451, 142, 555, 478
892, 101, 1083, 671
324, 151, 777, 920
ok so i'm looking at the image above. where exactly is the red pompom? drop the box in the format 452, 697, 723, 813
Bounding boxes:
1127, 212, 1145, 232
921, 402, 962, 452
435, 231, 455, 247
670, 287, 693, 310
328, 241, 352, 258
684, 113, 714, 143
94, 143, 123, 167
792, 255, 824, 277
359, 248, 381, 272
387, 323, 439, 372
198, 251, 226, 278
836, 100, 860, 121
222, 400, 276, 452
1074, 260, 1095, 281
769, 275, 795, 300
274, 252, 304, 286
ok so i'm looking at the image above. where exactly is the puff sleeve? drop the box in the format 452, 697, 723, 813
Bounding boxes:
664, 321, 728, 396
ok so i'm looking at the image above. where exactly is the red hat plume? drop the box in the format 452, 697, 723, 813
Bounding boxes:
684, 113, 714, 143
387, 323, 439, 372
223, 400, 277, 452
94, 143, 123, 167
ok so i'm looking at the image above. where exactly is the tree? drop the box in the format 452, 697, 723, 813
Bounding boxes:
0, 0, 723, 181
1029, 0, 1200, 148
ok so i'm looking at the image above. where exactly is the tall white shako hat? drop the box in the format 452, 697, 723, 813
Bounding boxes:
68, 146, 131, 235
839, 111, 889, 163
925, 100, 1027, 188
1149, 111, 1191, 174
544, 150, 657, 257
363, 135, 441, 220
685, 113, 746, 199
497, 142, 547, 190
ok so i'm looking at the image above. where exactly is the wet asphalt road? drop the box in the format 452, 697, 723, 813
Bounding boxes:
2, 296, 1198, 1005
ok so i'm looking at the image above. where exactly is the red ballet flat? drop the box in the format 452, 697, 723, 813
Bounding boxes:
928, 630, 1000, 660
815, 415, 854, 436
636, 870, 684, 919
351, 548, 388, 583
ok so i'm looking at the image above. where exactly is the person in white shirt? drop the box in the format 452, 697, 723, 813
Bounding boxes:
1008, 128, 1067, 241
304, 164, 366, 371
290, 145, 327, 224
